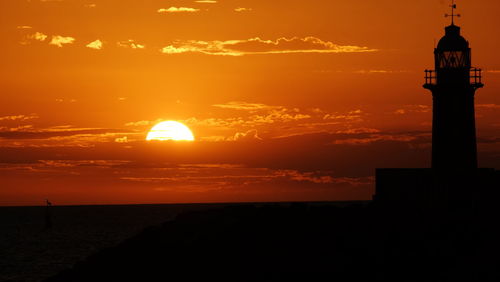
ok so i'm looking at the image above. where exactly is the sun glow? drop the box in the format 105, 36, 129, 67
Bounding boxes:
146, 121, 195, 141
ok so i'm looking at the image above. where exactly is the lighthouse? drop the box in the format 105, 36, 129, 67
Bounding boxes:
423, 1, 483, 170
373, 1, 499, 210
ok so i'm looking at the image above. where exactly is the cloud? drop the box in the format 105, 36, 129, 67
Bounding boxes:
117, 165, 373, 192
182, 108, 311, 131
86, 39, 103, 50
28, 32, 48, 41
195, 0, 217, 3
200, 136, 227, 142
0, 125, 34, 132
335, 128, 381, 134
393, 105, 430, 115
234, 7, 252, 12
160, 46, 192, 54
116, 165, 352, 186
183, 104, 364, 140
117, 39, 145, 49
477, 104, 500, 110
38, 160, 130, 168
125, 102, 310, 133
231, 130, 262, 141
212, 101, 277, 111
353, 70, 409, 74
313, 69, 410, 75
125, 119, 163, 127
323, 110, 364, 122
332, 131, 429, 145
17, 26, 32, 29
249, 109, 311, 124
54, 98, 77, 103
0, 128, 129, 140
115, 136, 128, 143
84, 4, 96, 8
0, 114, 38, 122
160, 36, 376, 56
49, 35, 75, 47
158, 7, 200, 13
273, 170, 360, 185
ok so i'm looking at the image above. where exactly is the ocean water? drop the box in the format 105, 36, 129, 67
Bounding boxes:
0, 203, 225, 282
0, 202, 364, 281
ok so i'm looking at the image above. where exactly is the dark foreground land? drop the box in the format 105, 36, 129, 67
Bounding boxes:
44, 202, 500, 282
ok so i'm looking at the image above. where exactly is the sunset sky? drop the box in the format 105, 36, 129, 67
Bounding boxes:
1, 0, 499, 205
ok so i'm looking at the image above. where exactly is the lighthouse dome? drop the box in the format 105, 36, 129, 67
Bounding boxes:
437, 25, 469, 51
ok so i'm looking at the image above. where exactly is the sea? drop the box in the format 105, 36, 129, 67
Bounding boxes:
0, 203, 230, 282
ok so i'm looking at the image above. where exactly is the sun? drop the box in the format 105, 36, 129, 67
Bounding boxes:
146, 121, 195, 141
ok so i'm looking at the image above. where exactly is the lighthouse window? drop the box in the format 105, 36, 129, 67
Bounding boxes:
439, 51, 469, 68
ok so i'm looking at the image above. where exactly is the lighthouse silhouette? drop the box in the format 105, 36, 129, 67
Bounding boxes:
374, 2, 499, 211
424, 1, 483, 170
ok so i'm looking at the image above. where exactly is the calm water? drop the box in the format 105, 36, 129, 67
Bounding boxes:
0, 203, 227, 282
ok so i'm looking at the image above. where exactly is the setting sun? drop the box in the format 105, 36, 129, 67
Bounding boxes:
146, 121, 195, 141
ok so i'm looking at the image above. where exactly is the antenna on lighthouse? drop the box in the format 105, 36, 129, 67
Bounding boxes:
445, 0, 461, 25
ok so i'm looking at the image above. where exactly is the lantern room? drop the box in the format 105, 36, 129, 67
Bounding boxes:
434, 25, 471, 70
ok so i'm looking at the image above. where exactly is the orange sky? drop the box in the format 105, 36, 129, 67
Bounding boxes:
0, 0, 499, 206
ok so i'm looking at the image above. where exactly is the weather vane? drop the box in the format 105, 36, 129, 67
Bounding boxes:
445, 0, 461, 25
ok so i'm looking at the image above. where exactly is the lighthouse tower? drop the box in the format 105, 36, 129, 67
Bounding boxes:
423, 1, 483, 170
374, 2, 500, 210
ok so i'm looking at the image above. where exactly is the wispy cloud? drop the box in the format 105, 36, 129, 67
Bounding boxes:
477, 104, 500, 110
158, 7, 200, 13
393, 105, 430, 115
117, 39, 145, 49
332, 131, 430, 145
0, 127, 130, 141
0, 125, 34, 132
28, 32, 48, 41
119, 166, 372, 189
49, 35, 75, 47
182, 108, 311, 131
212, 101, 278, 111
17, 26, 32, 29
195, 0, 217, 3
353, 69, 409, 74
125, 119, 163, 127
335, 128, 381, 134
160, 37, 376, 56
230, 129, 262, 141
114, 136, 129, 143
0, 114, 38, 122
313, 69, 410, 75
323, 110, 364, 122
234, 7, 252, 12
86, 39, 103, 50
